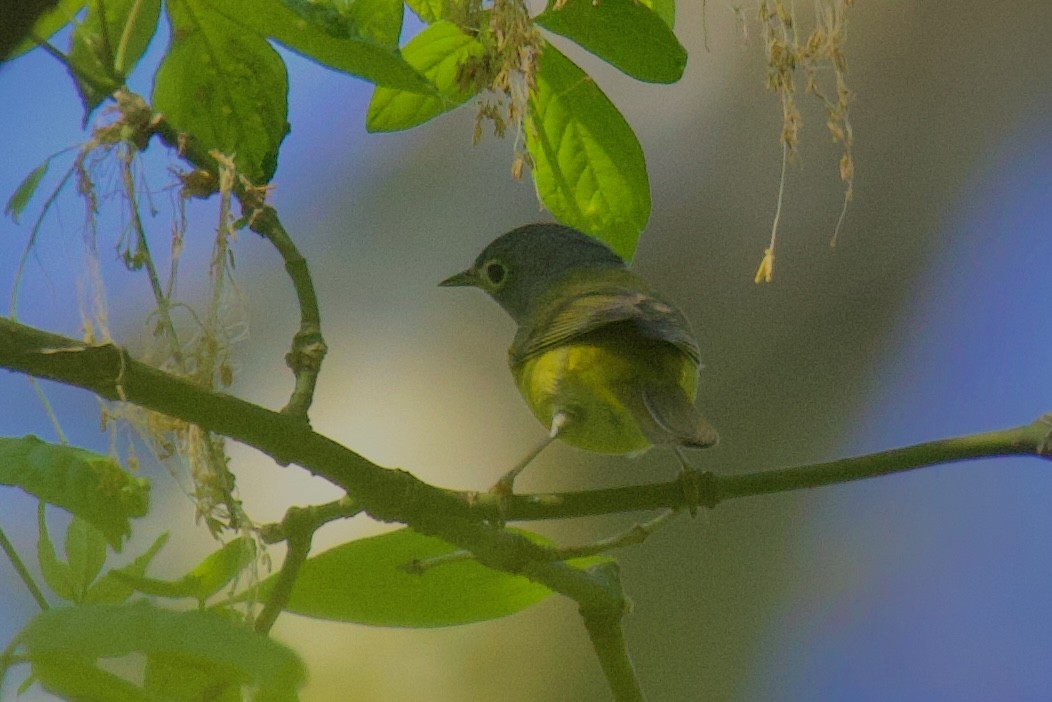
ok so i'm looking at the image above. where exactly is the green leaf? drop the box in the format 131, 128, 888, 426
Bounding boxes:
203, 0, 431, 93
404, 0, 447, 23
4, 160, 49, 224
153, 0, 290, 183
65, 516, 108, 601
3, 0, 86, 61
345, 0, 404, 47
257, 527, 611, 627
21, 601, 306, 701
116, 536, 255, 602
37, 503, 74, 602
525, 42, 650, 261
68, 0, 162, 115
640, 0, 675, 28
282, 0, 403, 47
144, 652, 243, 702
283, 0, 355, 36
32, 654, 151, 702
367, 20, 483, 132
1, 436, 150, 549
85, 531, 169, 604
181, 535, 256, 600
535, 0, 685, 84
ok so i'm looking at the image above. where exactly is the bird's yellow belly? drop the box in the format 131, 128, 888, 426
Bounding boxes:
513, 341, 693, 455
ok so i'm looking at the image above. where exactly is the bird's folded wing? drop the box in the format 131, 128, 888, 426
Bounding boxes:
509, 277, 701, 367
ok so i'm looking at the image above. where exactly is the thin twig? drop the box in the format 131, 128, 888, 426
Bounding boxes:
10, 161, 77, 317
0, 527, 49, 611
28, 376, 67, 445
258, 497, 364, 545
241, 205, 326, 419
255, 499, 364, 631
547, 510, 680, 561
403, 510, 680, 574
256, 526, 311, 635
141, 104, 327, 419
119, 146, 184, 367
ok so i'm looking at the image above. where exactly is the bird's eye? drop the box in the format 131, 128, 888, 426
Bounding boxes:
483, 260, 507, 287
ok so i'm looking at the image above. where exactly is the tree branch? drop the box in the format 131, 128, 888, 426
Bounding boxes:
2, 318, 1050, 527
258, 497, 364, 546
492, 418, 1052, 519
256, 511, 314, 635
5, 318, 1048, 701
0, 527, 49, 611
0, 318, 626, 641
256, 498, 365, 632
139, 90, 327, 420
579, 562, 644, 702
236, 198, 326, 420
714, 421, 1052, 500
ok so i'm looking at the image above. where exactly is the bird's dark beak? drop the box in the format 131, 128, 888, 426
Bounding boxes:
439, 268, 478, 288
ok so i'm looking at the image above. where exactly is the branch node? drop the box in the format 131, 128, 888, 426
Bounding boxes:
679, 468, 718, 514
285, 331, 328, 375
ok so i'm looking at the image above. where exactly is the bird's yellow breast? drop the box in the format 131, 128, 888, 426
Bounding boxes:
512, 334, 697, 455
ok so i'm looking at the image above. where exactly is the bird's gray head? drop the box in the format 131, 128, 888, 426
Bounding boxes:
440, 223, 626, 322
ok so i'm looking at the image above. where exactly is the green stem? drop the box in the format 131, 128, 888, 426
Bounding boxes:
254, 499, 364, 633
243, 206, 326, 419
259, 497, 363, 545
0, 527, 49, 611
119, 149, 184, 368
10, 160, 76, 317
495, 419, 1052, 520
546, 509, 679, 561
584, 613, 644, 702
579, 562, 644, 702
28, 376, 68, 445
715, 423, 1042, 502
148, 109, 328, 420
256, 528, 311, 635
113, 0, 145, 74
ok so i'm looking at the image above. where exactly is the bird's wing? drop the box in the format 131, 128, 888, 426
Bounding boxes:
509, 275, 701, 367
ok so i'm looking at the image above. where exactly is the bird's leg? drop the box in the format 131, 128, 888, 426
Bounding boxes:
674, 448, 701, 517
492, 411, 569, 497
491, 437, 553, 497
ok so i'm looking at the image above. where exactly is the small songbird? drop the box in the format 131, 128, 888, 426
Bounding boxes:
441, 223, 718, 489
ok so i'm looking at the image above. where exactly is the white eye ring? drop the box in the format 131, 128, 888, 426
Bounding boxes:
482, 260, 507, 287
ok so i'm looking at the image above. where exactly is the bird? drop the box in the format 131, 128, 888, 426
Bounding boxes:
440, 223, 718, 492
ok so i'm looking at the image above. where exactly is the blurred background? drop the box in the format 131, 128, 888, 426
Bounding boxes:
3, 1, 1052, 700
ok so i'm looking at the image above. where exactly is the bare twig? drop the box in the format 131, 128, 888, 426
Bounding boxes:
255, 507, 317, 635
258, 497, 364, 546
144, 93, 327, 419
0, 527, 49, 611
239, 203, 326, 420
403, 510, 680, 574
